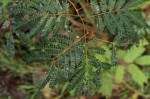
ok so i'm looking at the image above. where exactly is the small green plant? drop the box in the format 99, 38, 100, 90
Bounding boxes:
6, 0, 146, 96
114, 38, 150, 98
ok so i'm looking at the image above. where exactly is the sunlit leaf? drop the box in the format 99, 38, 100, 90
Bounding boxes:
116, 50, 126, 58
128, 64, 148, 87
115, 65, 124, 83
138, 38, 149, 47
135, 55, 150, 66
98, 72, 112, 97
124, 46, 145, 63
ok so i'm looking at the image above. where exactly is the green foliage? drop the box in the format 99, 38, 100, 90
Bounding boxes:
0, 47, 33, 76
6, 0, 147, 97
98, 72, 112, 97
124, 39, 149, 63
124, 45, 145, 63
15, 30, 28, 44
135, 56, 150, 66
115, 65, 124, 83
19, 85, 43, 99
115, 39, 149, 88
128, 64, 148, 87
111, 44, 117, 66
7, 32, 15, 58
13, 15, 39, 30
29, 15, 48, 39
10, 5, 36, 15
0, 0, 11, 6
90, 0, 145, 46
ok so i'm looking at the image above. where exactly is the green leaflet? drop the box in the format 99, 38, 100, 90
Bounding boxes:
125, 11, 146, 27
104, 14, 115, 34
52, 16, 68, 34
110, 13, 125, 33
49, 72, 58, 88
89, 47, 106, 55
100, 0, 107, 13
55, 0, 63, 13
118, 12, 133, 33
39, 75, 50, 89
108, 0, 116, 11
124, 46, 145, 63
29, 15, 48, 39
8, 0, 147, 97
7, 32, 15, 58
89, 57, 102, 71
115, 0, 126, 9
70, 51, 76, 73
86, 80, 95, 96
101, 45, 112, 59
128, 64, 148, 87
138, 38, 149, 47
74, 81, 84, 97
135, 56, 150, 66
90, 0, 100, 14
115, 66, 124, 83
96, 16, 104, 32
41, 17, 55, 38
93, 73, 101, 88
62, 1, 70, 13
10, 5, 36, 16
124, 0, 145, 9
95, 53, 107, 62
113, 32, 130, 47
44, 38, 70, 47
26, 51, 54, 64
35, 42, 64, 51
48, 1, 58, 13
15, 31, 28, 44
13, 15, 39, 30
99, 72, 112, 97
10, 0, 70, 41
101, 62, 112, 70
90, 0, 145, 35
68, 69, 85, 90
111, 44, 117, 65
117, 38, 149, 59
113, 32, 125, 42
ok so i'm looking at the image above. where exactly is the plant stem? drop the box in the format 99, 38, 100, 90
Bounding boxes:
123, 82, 150, 98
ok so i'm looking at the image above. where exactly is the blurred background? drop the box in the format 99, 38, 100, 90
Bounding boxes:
0, 0, 150, 99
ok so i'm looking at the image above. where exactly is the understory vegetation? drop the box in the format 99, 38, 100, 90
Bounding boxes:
0, 0, 150, 99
